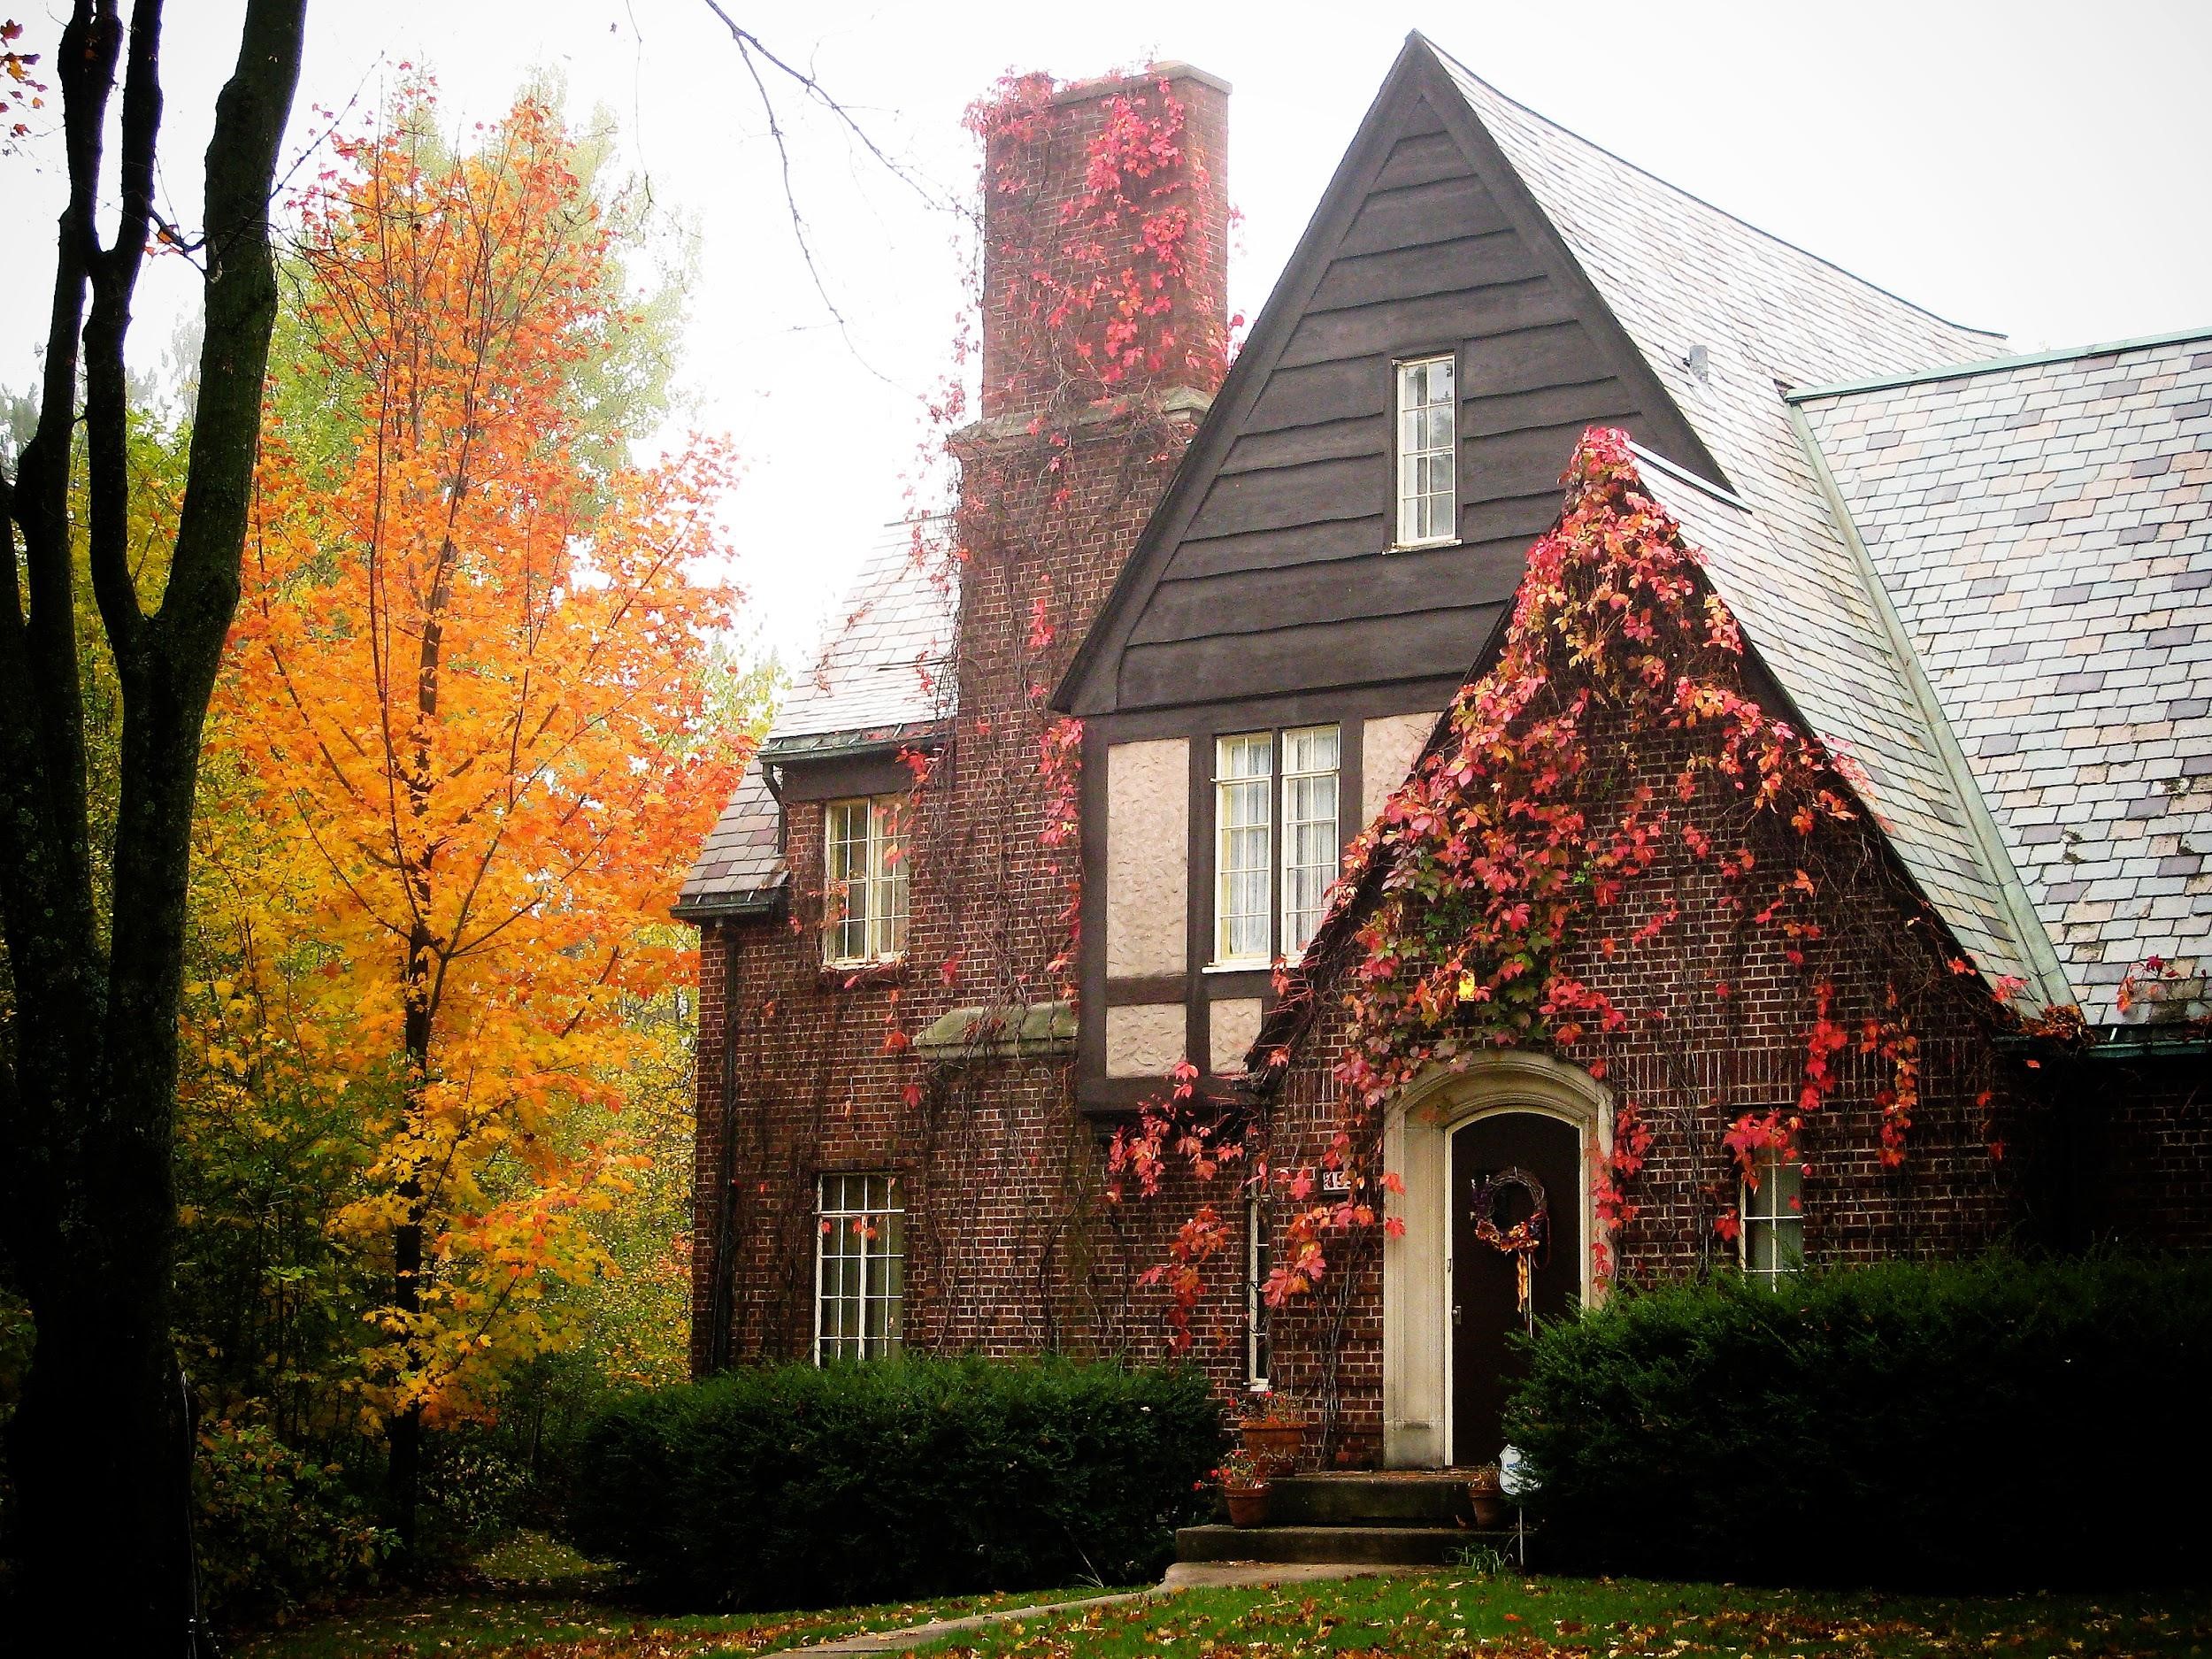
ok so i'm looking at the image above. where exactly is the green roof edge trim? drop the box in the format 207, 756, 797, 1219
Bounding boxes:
1786, 324, 2212, 404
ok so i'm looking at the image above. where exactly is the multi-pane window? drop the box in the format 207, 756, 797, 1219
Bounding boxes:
815, 1172, 904, 1363
1395, 354, 1456, 546
1279, 725, 1341, 955
1246, 1195, 1271, 1389
822, 795, 910, 964
1740, 1153, 1805, 1286
1213, 726, 1343, 965
1215, 733, 1274, 964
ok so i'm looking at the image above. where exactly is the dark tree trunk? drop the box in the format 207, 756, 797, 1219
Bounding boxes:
385, 925, 435, 1552
0, 1, 308, 1646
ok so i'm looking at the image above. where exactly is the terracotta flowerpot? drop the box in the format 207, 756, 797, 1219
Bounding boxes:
1225, 1483, 1272, 1527
1467, 1471, 1507, 1528
1240, 1421, 1305, 1471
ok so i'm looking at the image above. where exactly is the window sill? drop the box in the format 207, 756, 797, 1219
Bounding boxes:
819, 957, 907, 991
1204, 961, 1273, 977
1386, 536, 1463, 554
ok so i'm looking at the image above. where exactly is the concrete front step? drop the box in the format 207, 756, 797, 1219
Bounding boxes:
1267, 1472, 1482, 1528
1175, 1524, 1519, 1566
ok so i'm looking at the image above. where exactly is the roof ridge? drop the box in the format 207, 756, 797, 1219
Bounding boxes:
1786, 323, 2212, 403
1412, 32, 2007, 348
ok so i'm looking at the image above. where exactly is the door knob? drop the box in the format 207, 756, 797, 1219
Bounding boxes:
1452, 1302, 1462, 1325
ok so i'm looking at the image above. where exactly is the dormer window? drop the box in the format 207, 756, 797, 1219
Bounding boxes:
1394, 353, 1456, 547
823, 795, 910, 965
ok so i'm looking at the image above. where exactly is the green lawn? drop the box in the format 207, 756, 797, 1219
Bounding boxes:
238, 1580, 1119, 1659
915, 1573, 2208, 1659
242, 1567, 2210, 1659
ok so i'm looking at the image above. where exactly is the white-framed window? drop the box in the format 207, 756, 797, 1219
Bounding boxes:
1395, 353, 1456, 547
815, 1171, 904, 1363
1215, 733, 1274, 964
822, 795, 910, 965
1246, 1194, 1271, 1388
1740, 1153, 1805, 1286
1279, 725, 1341, 955
1213, 726, 1343, 966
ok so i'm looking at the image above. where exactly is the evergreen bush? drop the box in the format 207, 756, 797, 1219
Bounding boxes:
572, 1356, 1223, 1608
1505, 1253, 2212, 1586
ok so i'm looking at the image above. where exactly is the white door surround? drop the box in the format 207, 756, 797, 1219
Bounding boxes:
1379, 1050, 1612, 1468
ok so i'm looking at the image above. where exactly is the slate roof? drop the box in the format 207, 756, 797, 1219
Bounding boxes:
675, 526, 957, 918
765, 524, 958, 755
1794, 334, 2212, 1022
1432, 45, 2072, 1002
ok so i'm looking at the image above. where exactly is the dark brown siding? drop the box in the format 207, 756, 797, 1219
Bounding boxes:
1113, 101, 1657, 710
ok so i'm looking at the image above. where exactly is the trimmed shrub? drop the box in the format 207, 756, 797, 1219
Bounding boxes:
193, 1422, 394, 1624
1504, 1254, 2212, 1587
572, 1356, 1224, 1608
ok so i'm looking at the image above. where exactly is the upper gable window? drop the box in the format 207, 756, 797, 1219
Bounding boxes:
823, 795, 910, 965
1395, 353, 1456, 548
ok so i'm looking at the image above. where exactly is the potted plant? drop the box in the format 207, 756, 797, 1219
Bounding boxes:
1239, 1384, 1305, 1472
1217, 1448, 1272, 1528
1465, 1462, 1507, 1529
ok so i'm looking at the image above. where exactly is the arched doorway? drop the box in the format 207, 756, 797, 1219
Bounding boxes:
1380, 1052, 1609, 1468
1449, 1110, 1583, 1466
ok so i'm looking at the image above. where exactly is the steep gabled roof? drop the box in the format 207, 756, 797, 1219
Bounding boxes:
676, 527, 956, 920
1426, 43, 2062, 1002
1794, 331, 2212, 1021
1052, 35, 1723, 717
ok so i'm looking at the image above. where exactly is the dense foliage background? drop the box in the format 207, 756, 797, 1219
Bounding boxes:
0, 80, 775, 1626
1505, 1253, 2212, 1587
572, 1357, 1225, 1608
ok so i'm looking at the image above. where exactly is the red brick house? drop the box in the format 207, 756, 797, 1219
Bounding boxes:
677, 35, 2209, 1470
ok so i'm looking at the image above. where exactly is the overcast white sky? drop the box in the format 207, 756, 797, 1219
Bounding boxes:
4, 1, 2208, 671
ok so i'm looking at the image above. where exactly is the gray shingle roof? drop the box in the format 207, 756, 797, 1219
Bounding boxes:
676, 527, 957, 918
767, 526, 957, 754
1436, 49, 2066, 1001
674, 764, 786, 918
1795, 334, 2212, 1022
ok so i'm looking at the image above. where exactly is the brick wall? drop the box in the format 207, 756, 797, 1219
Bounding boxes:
1250, 715, 2044, 1461
690, 65, 1233, 1377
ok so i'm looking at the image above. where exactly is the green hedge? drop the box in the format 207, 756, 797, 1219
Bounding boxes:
572, 1356, 1224, 1608
1504, 1254, 2212, 1587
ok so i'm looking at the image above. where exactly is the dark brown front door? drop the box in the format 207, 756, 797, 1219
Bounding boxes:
1450, 1110, 1582, 1465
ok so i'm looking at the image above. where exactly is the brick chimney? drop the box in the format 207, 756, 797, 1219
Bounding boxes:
974, 63, 1232, 427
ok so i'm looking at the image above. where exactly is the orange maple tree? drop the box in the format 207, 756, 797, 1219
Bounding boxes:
218, 88, 740, 1526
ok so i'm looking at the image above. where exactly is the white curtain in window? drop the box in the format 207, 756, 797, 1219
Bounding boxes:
1280, 725, 1340, 955
1216, 733, 1273, 962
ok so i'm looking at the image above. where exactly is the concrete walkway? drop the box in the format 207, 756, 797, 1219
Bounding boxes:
780, 1590, 1149, 1656
773, 1563, 1418, 1656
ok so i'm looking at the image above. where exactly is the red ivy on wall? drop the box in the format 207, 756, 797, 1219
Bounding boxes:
1119, 428, 2057, 1344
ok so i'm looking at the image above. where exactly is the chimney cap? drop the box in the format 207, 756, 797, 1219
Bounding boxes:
1051, 60, 1232, 107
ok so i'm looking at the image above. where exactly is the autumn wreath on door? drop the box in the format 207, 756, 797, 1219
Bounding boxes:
1471, 1166, 1549, 1329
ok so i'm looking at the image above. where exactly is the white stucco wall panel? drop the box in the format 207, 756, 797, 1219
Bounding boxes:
1105, 1002, 1187, 1078
1207, 996, 1263, 1073
1362, 712, 1440, 826
1106, 738, 1190, 978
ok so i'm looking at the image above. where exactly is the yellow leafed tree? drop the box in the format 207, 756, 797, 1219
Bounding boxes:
219, 86, 741, 1534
